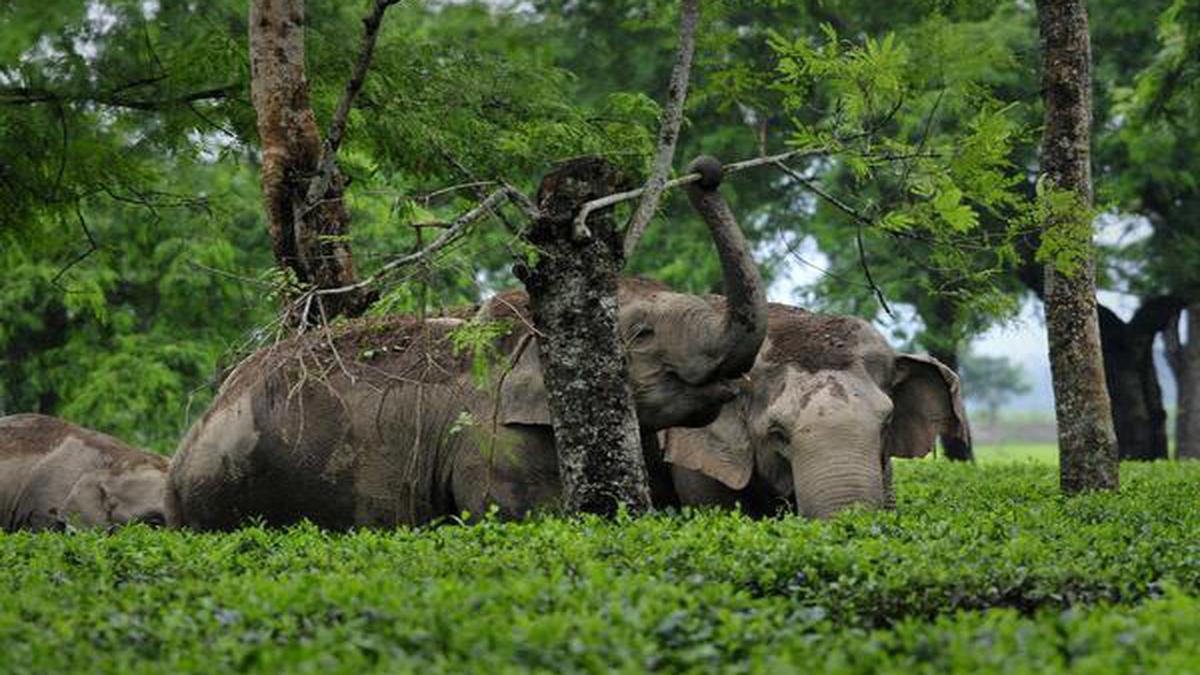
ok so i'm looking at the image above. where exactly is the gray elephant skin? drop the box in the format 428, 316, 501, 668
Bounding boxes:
664, 303, 970, 518
0, 414, 169, 531
168, 160, 768, 531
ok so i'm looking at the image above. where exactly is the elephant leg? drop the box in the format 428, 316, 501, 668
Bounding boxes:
450, 424, 563, 520
670, 465, 746, 510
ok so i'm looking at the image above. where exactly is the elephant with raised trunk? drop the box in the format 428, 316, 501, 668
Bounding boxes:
664, 303, 970, 518
168, 156, 768, 530
0, 414, 169, 531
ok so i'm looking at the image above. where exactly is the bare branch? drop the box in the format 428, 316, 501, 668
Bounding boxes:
302, 0, 404, 220
573, 147, 828, 235
313, 187, 523, 298
51, 204, 100, 289
771, 160, 894, 317
622, 0, 699, 256
326, 0, 405, 156
0, 84, 236, 111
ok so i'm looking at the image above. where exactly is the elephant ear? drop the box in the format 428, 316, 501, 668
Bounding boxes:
663, 407, 753, 490
886, 353, 972, 458
498, 337, 552, 426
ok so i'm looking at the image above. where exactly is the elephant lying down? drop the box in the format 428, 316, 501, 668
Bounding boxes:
0, 414, 169, 531
665, 302, 970, 518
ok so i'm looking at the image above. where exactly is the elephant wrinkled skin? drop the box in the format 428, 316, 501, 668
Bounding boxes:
665, 303, 970, 518
0, 414, 169, 531
168, 159, 767, 530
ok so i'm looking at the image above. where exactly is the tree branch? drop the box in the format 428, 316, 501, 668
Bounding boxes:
51, 204, 100, 289
771, 160, 894, 317
622, 0, 699, 257
312, 186, 530, 298
326, 0, 404, 156
572, 147, 828, 236
302, 0, 404, 220
0, 84, 236, 111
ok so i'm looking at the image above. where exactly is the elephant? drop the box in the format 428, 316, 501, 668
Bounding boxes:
167, 156, 768, 530
0, 414, 169, 531
663, 302, 970, 518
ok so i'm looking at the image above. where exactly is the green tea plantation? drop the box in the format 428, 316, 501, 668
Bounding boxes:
2, 462, 1198, 674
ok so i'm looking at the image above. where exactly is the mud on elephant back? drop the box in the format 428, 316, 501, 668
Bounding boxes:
0, 414, 168, 532
664, 303, 971, 518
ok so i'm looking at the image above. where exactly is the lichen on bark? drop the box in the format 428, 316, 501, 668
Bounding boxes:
519, 157, 651, 515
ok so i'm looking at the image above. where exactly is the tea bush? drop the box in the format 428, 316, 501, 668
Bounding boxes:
1, 462, 1197, 673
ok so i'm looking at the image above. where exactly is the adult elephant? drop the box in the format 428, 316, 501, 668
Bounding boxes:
0, 414, 169, 531
664, 303, 970, 518
168, 157, 768, 530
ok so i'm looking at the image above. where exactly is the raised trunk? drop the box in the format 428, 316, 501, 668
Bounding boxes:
249, 0, 372, 322
1035, 0, 1118, 493
1165, 305, 1200, 460
521, 157, 650, 516
683, 156, 768, 382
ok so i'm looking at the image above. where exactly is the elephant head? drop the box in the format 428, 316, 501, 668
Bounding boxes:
665, 304, 970, 518
483, 156, 768, 432
60, 460, 169, 528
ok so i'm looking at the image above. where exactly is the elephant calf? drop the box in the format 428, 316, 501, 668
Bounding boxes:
665, 303, 970, 518
0, 414, 168, 531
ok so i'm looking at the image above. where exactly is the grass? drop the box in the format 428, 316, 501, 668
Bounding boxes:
1, 462, 1198, 673
971, 442, 1058, 464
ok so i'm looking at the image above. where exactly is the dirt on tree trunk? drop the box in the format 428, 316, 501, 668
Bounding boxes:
519, 157, 651, 516
1036, 0, 1119, 492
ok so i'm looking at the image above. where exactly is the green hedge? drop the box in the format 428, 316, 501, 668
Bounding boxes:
1, 462, 1198, 673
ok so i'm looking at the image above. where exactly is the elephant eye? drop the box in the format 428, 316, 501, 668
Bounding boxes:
139, 512, 167, 527
627, 324, 655, 346
768, 425, 790, 444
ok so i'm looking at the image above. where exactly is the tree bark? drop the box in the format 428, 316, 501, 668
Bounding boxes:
249, 0, 373, 322
1098, 298, 1182, 460
1035, 0, 1119, 492
1164, 305, 1200, 460
520, 157, 651, 516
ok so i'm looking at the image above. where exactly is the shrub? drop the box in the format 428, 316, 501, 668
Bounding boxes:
0, 462, 1197, 673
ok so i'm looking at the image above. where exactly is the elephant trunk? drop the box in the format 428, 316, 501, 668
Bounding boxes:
684, 156, 767, 381
789, 428, 886, 519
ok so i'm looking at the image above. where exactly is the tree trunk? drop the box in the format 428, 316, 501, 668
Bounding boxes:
1098, 298, 1182, 460
928, 345, 974, 462
249, 0, 373, 322
1165, 305, 1200, 460
519, 157, 651, 516
1035, 0, 1118, 493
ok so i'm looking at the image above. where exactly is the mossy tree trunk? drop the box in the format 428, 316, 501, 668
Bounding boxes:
1035, 0, 1119, 492
519, 158, 651, 516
